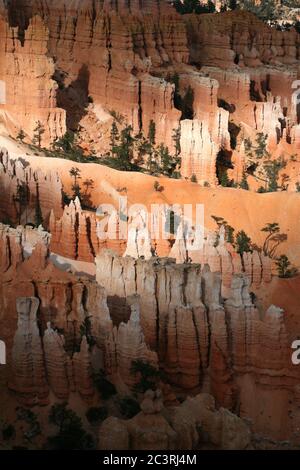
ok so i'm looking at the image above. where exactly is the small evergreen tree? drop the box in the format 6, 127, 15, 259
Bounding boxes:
172, 126, 181, 157
131, 360, 161, 393
86, 407, 108, 424
114, 125, 135, 171
69, 167, 82, 200
32, 121, 45, 149
148, 120, 156, 147
276, 255, 298, 278
17, 129, 26, 143
118, 397, 141, 419
236, 230, 252, 256
240, 171, 249, 190
92, 370, 117, 400
226, 225, 235, 245
261, 222, 287, 258
263, 159, 286, 192
255, 133, 270, 160
110, 120, 119, 154
261, 222, 280, 253
154, 180, 164, 192
220, 171, 230, 187
173, 0, 215, 14
229, 0, 238, 10
48, 403, 94, 450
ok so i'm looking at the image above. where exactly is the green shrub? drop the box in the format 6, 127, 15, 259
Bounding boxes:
2, 424, 15, 441
131, 360, 161, 393
154, 181, 164, 192
86, 406, 108, 424
92, 371, 117, 400
118, 397, 141, 419
48, 403, 94, 450
276, 255, 298, 278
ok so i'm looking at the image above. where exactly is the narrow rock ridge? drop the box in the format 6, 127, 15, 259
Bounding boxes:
50, 202, 272, 293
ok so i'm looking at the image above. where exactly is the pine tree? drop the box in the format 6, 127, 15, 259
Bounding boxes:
17, 129, 26, 143
116, 125, 135, 171
236, 230, 252, 256
172, 127, 181, 157
110, 120, 119, 155
220, 171, 230, 187
229, 0, 238, 10
255, 133, 270, 159
240, 171, 249, 190
276, 255, 298, 278
158, 144, 172, 176
147, 120, 156, 147
69, 167, 82, 200
147, 121, 156, 173
263, 159, 286, 192
32, 121, 45, 149
226, 225, 235, 245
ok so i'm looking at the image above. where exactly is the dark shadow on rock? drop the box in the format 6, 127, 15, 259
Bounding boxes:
55, 64, 90, 132
5, 0, 33, 45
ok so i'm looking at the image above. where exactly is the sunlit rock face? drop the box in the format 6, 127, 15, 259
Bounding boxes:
1, 2, 299, 186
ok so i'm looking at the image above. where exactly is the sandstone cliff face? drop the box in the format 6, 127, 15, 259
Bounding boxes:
0, 0, 187, 150
182, 11, 300, 185
0, 223, 299, 441
186, 10, 300, 69
0, 225, 103, 402
49, 199, 273, 295
1, 4, 299, 186
0, 14, 66, 145
0, 1, 300, 449
95, 249, 300, 440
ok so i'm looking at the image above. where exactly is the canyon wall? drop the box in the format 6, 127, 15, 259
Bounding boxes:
95, 249, 300, 441
1, 3, 299, 186
0, 224, 299, 441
